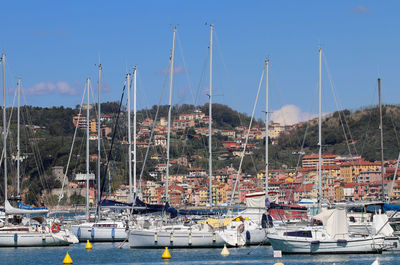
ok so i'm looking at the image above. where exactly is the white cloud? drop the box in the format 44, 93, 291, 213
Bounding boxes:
270, 104, 316, 125
26, 81, 78, 96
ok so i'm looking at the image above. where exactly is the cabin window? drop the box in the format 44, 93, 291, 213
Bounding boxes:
283, 231, 312, 238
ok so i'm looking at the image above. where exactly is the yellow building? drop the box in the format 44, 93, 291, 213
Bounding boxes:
90, 120, 97, 132
212, 183, 228, 205
340, 160, 380, 183
199, 189, 208, 206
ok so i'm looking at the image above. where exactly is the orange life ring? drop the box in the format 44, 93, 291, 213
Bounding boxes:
51, 222, 60, 233
59, 216, 64, 222
238, 223, 245, 234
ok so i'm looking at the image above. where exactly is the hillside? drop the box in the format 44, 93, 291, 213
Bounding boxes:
276, 105, 400, 165
1, 102, 400, 206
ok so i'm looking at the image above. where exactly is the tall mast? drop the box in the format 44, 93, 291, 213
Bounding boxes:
86, 77, 90, 218
133, 67, 137, 196
17, 77, 21, 198
318, 48, 322, 206
2, 54, 7, 203
97, 64, 102, 202
208, 24, 214, 206
166, 26, 176, 202
127, 73, 132, 203
265, 59, 269, 200
378, 78, 385, 200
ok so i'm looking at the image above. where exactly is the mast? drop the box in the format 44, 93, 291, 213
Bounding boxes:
318, 48, 322, 206
17, 77, 21, 198
166, 26, 176, 202
97, 64, 102, 202
86, 77, 90, 218
208, 24, 214, 206
133, 67, 137, 197
127, 73, 132, 203
2, 54, 7, 203
378, 78, 385, 200
265, 59, 269, 200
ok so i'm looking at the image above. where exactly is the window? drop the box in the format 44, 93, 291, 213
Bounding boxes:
283, 230, 312, 238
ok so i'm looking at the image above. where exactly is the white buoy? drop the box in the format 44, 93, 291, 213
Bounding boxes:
221, 244, 230, 256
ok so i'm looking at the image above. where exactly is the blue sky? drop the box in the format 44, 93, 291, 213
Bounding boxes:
1, 1, 399, 124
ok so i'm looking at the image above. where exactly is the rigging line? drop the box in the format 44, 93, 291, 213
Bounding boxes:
176, 31, 196, 105
323, 53, 355, 156
0, 84, 17, 198
20, 93, 51, 200
229, 68, 264, 205
99, 80, 127, 201
57, 85, 86, 205
138, 61, 171, 194
20, 96, 47, 187
195, 49, 209, 106
287, 82, 318, 202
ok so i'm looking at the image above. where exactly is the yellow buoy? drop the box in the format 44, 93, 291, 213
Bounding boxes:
85, 240, 93, 250
221, 244, 230, 256
63, 252, 73, 264
274, 263, 284, 265
162, 247, 171, 259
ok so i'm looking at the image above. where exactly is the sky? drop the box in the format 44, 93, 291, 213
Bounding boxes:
1, 1, 399, 125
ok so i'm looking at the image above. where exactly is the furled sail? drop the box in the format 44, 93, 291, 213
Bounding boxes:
5, 200, 48, 214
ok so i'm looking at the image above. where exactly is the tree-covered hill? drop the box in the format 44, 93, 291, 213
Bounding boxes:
276, 104, 400, 164
1, 102, 400, 206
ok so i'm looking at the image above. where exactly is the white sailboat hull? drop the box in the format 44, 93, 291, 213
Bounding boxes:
70, 225, 127, 242
268, 234, 384, 254
0, 231, 70, 247
129, 229, 225, 248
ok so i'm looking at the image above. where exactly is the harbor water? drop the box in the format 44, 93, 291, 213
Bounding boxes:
0, 243, 398, 265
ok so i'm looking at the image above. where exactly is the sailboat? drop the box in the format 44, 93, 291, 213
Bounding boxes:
0, 54, 72, 247
267, 48, 386, 254
129, 26, 232, 248
70, 72, 128, 242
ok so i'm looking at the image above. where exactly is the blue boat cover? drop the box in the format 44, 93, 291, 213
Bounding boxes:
17, 201, 48, 211
383, 204, 400, 212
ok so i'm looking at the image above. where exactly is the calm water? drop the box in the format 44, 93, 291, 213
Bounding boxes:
0, 243, 397, 265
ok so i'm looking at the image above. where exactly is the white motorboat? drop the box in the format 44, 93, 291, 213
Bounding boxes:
268, 208, 385, 254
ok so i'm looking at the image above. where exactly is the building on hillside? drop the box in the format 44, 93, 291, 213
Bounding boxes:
189, 167, 207, 177
100, 126, 112, 137
302, 153, 337, 168
294, 183, 315, 202
52, 166, 65, 184
72, 114, 88, 128
340, 159, 381, 183
222, 141, 241, 149
154, 135, 167, 148
343, 183, 356, 201
173, 119, 195, 130
141, 118, 153, 126
178, 111, 205, 121
220, 130, 235, 138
